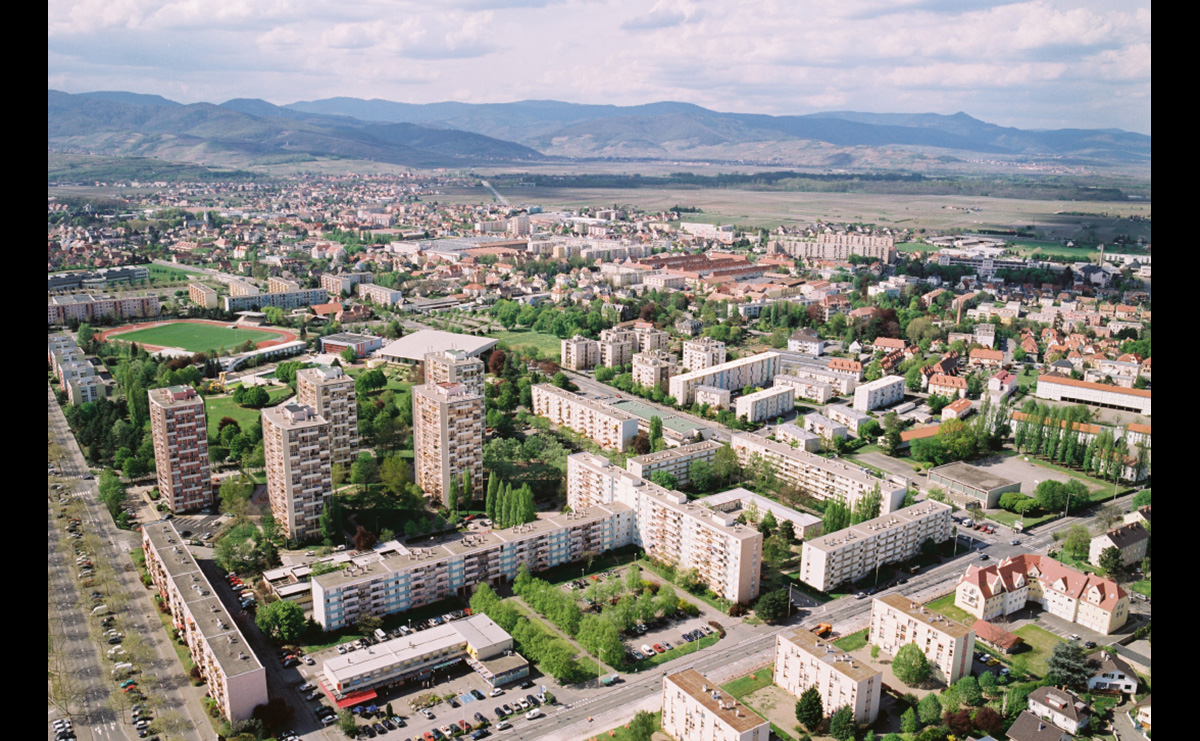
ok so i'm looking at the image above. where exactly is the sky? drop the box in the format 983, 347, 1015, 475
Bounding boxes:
47, 0, 1151, 134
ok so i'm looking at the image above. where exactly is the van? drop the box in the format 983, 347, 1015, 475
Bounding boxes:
112, 663, 134, 675
962, 519, 974, 528
92, 604, 108, 614
374, 628, 388, 642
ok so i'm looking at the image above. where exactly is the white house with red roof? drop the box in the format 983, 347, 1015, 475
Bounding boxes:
955, 554, 1130, 635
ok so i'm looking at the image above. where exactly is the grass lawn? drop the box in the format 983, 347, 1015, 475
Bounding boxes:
1129, 580, 1151, 597
109, 321, 287, 353
926, 593, 975, 625
204, 387, 294, 437
1012, 624, 1063, 677
147, 264, 198, 282
897, 241, 936, 253
834, 628, 869, 652
588, 711, 662, 741
1016, 368, 1039, 392
490, 329, 563, 360
1051, 549, 1104, 576
721, 667, 775, 699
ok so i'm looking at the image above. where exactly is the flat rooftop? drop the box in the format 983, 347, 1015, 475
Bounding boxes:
781, 628, 881, 683
665, 669, 768, 733
804, 500, 951, 553
628, 439, 723, 466
536, 384, 636, 420
928, 462, 1017, 492
701, 487, 821, 529
143, 521, 263, 678
314, 503, 632, 590
378, 329, 498, 362
874, 592, 972, 638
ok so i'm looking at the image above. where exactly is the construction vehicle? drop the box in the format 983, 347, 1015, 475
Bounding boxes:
813, 623, 833, 638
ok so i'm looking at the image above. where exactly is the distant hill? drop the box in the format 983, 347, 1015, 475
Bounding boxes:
48, 90, 545, 169
288, 98, 1151, 168
49, 90, 1151, 173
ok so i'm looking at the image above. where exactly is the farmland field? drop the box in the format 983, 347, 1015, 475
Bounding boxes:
105, 321, 289, 353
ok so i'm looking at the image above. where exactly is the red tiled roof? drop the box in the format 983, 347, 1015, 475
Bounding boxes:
971, 620, 1024, 651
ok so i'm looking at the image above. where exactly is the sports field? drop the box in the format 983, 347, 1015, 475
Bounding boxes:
104, 320, 290, 353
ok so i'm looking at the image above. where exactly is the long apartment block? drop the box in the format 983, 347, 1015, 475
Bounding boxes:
626, 439, 723, 488
143, 521, 267, 721
670, 352, 781, 406
781, 362, 856, 395
772, 373, 835, 403
263, 403, 332, 541
568, 452, 762, 604
48, 293, 160, 325
870, 593, 975, 685
774, 628, 882, 726
736, 385, 795, 424
531, 383, 639, 452
149, 386, 213, 513
223, 288, 328, 312
731, 432, 906, 514
799, 501, 953, 592
413, 382, 484, 505
296, 365, 358, 467
312, 503, 634, 629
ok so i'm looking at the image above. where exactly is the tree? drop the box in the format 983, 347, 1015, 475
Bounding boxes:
754, 589, 790, 623
380, 455, 411, 496
1098, 545, 1126, 578
649, 416, 664, 450
1133, 489, 1151, 508
973, 705, 1003, 735
829, 705, 855, 741
1045, 640, 1091, 690
353, 525, 377, 552
255, 600, 306, 643
892, 642, 931, 685
778, 519, 796, 544
340, 346, 358, 365
955, 675, 983, 706
649, 471, 679, 490
796, 686, 824, 732
625, 564, 642, 592
900, 707, 918, 735
241, 386, 269, 408
917, 691, 942, 726
627, 710, 657, 741
689, 459, 715, 492
1063, 524, 1092, 560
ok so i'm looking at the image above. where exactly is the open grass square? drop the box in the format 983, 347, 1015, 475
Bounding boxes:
722, 668, 775, 699
926, 593, 975, 625
1012, 624, 1064, 677
490, 329, 563, 360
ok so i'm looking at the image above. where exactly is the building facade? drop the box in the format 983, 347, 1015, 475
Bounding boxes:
143, 522, 268, 721
413, 382, 484, 506
662, 669, 770, 741
561, 335, 600, 371
870, 593, 975, 685
149, 386, 213, 513
670, 352, 781, 405
625, 440, 723, 488
853, 375, 905, 412
424, 350, 485, 396
296, 365, 359, 467
531, 384, 639, 452
799, 501, 953, 592
955, 554, 1130, 635
263, 403, 332, 541
682, 338, 727, 372
568, 453, 762, 604
735, 385, 795, 424
774, 628, 882, 725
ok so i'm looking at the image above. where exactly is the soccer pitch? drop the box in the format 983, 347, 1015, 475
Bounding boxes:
109, 321, 287, 353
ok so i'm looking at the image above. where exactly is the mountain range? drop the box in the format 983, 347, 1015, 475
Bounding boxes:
48, 90, 1150, 172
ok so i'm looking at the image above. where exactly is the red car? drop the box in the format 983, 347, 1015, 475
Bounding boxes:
653, 644, 665, 653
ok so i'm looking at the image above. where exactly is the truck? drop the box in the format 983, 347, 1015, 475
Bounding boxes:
600, 674, 619, 686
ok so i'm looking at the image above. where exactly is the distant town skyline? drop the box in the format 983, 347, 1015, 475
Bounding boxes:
48, 0, 1151, 135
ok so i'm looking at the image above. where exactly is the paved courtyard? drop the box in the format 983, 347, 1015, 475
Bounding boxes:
966, 454, 1102, 495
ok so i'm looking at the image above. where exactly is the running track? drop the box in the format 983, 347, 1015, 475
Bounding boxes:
97, 319, 300, 352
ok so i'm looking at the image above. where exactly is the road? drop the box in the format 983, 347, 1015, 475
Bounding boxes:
480, 180, 509, 207
47, 385, 210, 741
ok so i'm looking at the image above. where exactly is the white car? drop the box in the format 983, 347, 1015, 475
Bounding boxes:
421, 709, 435, 720
496, 721, 512, 730
525, 709, 542, 720
489, 688, 504, 697
321, 715, 337, 725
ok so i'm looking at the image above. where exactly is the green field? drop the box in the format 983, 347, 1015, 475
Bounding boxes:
205, 387, 294, 437
1012, 624, 1064, 677
490, 329, 563, 360
927, 593, 975, 625
111, 322, 286, 353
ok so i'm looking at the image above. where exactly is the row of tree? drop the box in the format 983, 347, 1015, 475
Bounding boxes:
484, 475, 537, 529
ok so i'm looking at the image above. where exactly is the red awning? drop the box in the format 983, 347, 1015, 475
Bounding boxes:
332, 687, 377, 709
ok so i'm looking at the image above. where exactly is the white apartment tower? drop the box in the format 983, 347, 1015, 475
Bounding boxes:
413, 382, 484, 506
296, 365, 358, 467
424, 350, 485, 396
149, 386, 213, 513
263, 403, 332, 541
